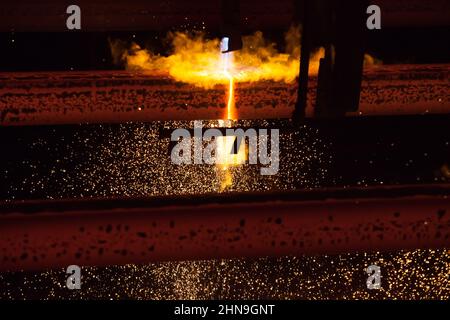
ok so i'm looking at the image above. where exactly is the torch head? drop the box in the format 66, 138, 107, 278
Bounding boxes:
221, 0, 243, 53
220, 31, 242, 53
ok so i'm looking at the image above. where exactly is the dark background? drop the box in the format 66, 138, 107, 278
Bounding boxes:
0, 26, 449, 71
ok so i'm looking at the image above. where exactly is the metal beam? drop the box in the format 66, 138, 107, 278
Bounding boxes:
1, 64, 449, 125
0, 0, 448, 32
0, 184, 449, 271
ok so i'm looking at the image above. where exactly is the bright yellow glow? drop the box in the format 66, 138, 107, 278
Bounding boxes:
214, 44, 247, 190
225, 73, 235, 120
216, 135, 247, 168
215, 133, 247, 191
111, 25, 379, 89
112, 26, 327, 89
109, 27, 380, 191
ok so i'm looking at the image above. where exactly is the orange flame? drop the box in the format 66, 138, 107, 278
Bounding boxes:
110, 26, 327, 89
110, 25, 379, 89
226, 74, 235, 120
216, 43, 244, 190
109, 27, 379, 190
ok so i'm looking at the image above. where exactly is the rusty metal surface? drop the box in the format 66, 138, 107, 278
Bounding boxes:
0, 70, 229, 124
1, 64, 449, 126
0, 0, 448, 32
0, 184, 449, 271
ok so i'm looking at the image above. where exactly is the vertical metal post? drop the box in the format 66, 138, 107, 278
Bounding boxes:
294, 0, 311, 122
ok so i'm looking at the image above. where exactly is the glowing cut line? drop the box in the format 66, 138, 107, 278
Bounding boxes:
226, 75, 235, 120
220, 37, 236, 120
216, 37, 245, 190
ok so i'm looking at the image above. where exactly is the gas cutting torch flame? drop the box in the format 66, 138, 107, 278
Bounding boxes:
220, 37, 236, 121
115, 25, 379, 89
110, 29, 379, 191
226, 74, 234, 120
217, 37, 247, 190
